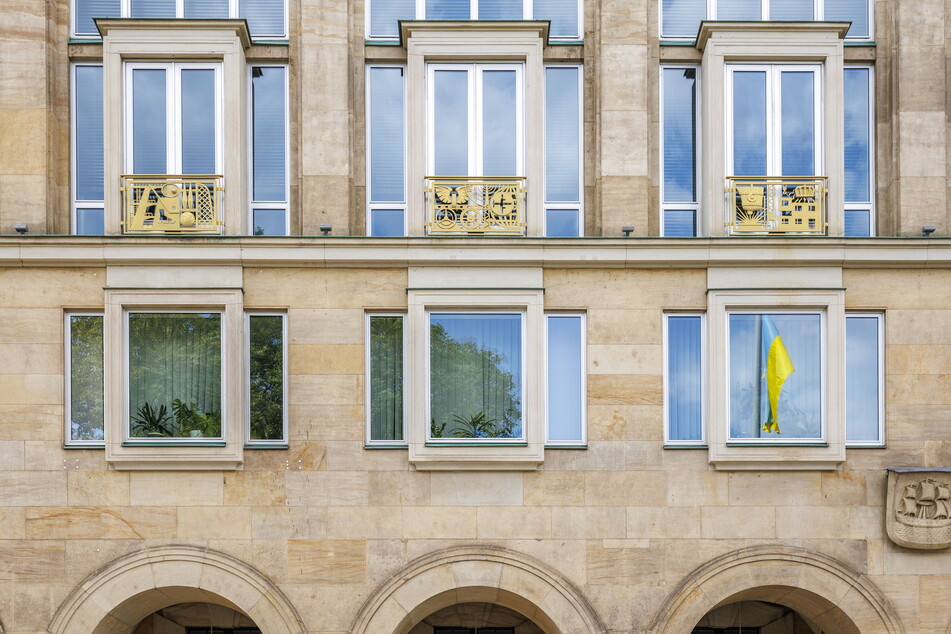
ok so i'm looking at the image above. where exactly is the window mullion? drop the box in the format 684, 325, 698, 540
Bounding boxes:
416, 0, 425, 19
471, 66, 479, 177
176, 0, 184, 18
171, 65, 182, 175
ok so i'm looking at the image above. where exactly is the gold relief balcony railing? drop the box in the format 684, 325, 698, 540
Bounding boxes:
121, 175, 224, 234
425, 176, 527, 235
726, 176, 828, 235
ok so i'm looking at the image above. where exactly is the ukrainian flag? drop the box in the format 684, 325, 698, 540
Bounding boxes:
761, 315, 795, 434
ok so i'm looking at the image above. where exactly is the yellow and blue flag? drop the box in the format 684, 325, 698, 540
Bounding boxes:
761, 315, 795, 434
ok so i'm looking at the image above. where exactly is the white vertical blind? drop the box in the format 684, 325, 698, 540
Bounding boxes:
545, 67, 580, 202
369, 0, 415, 37
74, 0, 120, 35
547, 315, 583, 443
369, 67, 405, 202
661, 0, 705, 37
75, 66, 104, 201
252, 67, 287, 201
534, 0, 580, 38
240, 0, 287, 37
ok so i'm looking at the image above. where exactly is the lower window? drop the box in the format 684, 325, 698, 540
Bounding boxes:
127, 312, 223, 440
428, 313, 524, 442
728, 312, 823, 441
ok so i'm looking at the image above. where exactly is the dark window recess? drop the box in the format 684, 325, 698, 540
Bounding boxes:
433, 629, 515, 634
693, 629, 761, 634
187, 629, 262, 634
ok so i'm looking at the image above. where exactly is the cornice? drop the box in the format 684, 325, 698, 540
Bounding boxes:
1, 237, 950, 269
696, 20, 851, 50
96, 18, 252, 48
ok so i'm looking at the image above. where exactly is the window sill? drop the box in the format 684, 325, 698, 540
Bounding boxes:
664, 444, 708, 450
64, 443, 105, 449
725, 441, 828, 447
244, 443, 289, 450
544, 444, 587, 449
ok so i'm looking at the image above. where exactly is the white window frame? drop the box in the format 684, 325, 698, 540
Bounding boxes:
366, 64, 408, 237
406, 284, 545, 470
123, 309, 227, 444
65, 312, 106, 447
365, 0, 582, 41
104, 287, 245, 470
245, 312, 288, 447
660, 64, 700, 237
425, 309, 527, 444
659, 0, 874, 41
724, 63, 823, 179
123, 62, 223, 176
706, 288, 845, 470
542, 64, 584, 237
663, 312, 706, 446
71, 0, 289, 39
725, 308, 828, 444
426, 63, 525, 178
247, 64, 290, 236
544, 312, 586, 447
845, 311, 884, 448
71, 63, 105, 235
365, 312, 408, 447
843, 64, 876, 236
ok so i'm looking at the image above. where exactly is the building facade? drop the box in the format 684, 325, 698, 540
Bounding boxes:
0, 0, 949, 632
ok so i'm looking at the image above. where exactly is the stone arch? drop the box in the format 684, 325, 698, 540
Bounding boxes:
48, 545, 305, 634
649, 545, 904, 634
350, 545, 606, 634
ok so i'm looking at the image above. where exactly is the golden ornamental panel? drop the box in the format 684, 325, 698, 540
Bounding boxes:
121, 175, 224, 234
726, 176, 828, 235
425, 177, 527, 235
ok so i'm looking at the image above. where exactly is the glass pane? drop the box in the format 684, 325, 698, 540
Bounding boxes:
663, 209, 697, 237
371, 209, 406, 236
844, 209, 871, 237
252, 67, 287, 201
249, 315, 284, 442
546, 208, 579, 237
69, 315, 104, 442
130, 0, 175, 18
545, 67, 580, 202
780, 71, 815, 176
846, 316, 880, 443
482, 70, 517, 176
769, 0, 812, 20
732, 71, 767, 176
181, 69, 217, 175
480, 0, 522, 19
535, 0, 580, 38
184, 0, 229, 17
547, 316, 583, 442
75, 65, 104, 201
433, 70, 469, 175
426, 0, 470, 19
370, 316, 404, 441
252, 208, 287, 235
75, 0, 120, 36
132, 69, 167, 174
76, 208, 105, 235
717, 0, 761, 19
661, 0, 705, 38
663, 67, 697, 202
430, 314, 522, 439
729, 314, 822, 439
825, 0, 869, 38
369, 0, 415, 38
128, 313, 222, 439
369, 67, 405, 203
667, 315, 702, 442
844, 68, 871, 202
240, 0, 287, 37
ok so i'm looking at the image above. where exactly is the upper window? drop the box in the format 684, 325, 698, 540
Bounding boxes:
72, 64, 105, 235
367, 66, 407, 237
249, 66, 289, 236
843, 66, 875, 236
660, 66, 698, 237
367, 0, 582, 40
661, 0, 872, 40
72, 0, 288, 39
544, 66, 583, 237
125, 63, 221, 177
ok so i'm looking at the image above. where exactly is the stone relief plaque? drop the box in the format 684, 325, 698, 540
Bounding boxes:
886, 469, 951, 550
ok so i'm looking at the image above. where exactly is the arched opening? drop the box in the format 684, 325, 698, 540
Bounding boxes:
650, 547, 904, 634
408, 602, 544, 634
131, 600, 261, 634
350, 545, 605, 634
48, 546, 304, 634
692, 599, 824, 634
